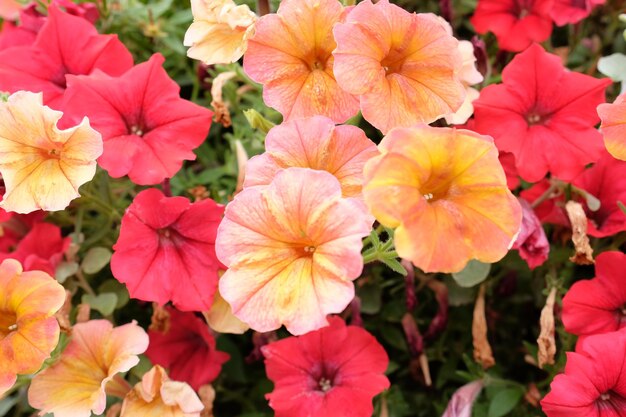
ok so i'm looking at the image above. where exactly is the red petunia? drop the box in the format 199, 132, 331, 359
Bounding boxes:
473, 44, 611, 182
262, 317, 390, 417
111, 188, 224, 312
562, 251, 626, 340
471, 0, 553, 52
0, 6, 131, 109
550, 0, 605, 26
512, 199, 550, 269
62, 54, 213, 185
500, 152, 520, 190
145, 307, 230, 390
541, 328, 626, 416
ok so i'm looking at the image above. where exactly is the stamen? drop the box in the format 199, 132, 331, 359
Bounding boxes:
423, 193, 434, 201
318, 378, 332, 392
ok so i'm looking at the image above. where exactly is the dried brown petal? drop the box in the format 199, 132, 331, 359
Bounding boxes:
199, 384, 216, 417
149, 302, 171, 333
472, 284, 495, 369
565, 200, 594, 265
524, 383, 542, 407
75, 303, 91, 323
55, 290, 73, 334
210, 71, 237, 127
537, 287, 557, 368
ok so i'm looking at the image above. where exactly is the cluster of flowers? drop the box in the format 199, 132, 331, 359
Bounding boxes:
0, 0, 624, 415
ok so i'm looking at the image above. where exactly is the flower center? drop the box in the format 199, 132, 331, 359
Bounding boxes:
158, 228, 172, 239
0, 310, 18, 339
131, 125, 145, 136
526, 111, 549, 126
318, 377, 332, 392
303, 245, 316, 254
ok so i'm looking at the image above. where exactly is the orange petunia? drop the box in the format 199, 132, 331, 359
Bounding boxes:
120, 365, 204, 417
333, 0, 465, 133
0, 258, 65, 397
28, 320, 149, 417
363, 125, 522, 273
244, 116, 379, 198
0, 91, 102, 214
598, 93, 626, 161
243, 0, 359, 123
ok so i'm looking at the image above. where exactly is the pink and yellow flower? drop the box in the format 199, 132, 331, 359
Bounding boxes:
243, 0, 359, 123
598, 93, 626, 161
363, 125, 522, 273
0, 258, 65, 396
120, 365, 204, 417
184, 0, 257, 65
28, 320, 149, 417
0, 91, 102, 214
244, 116, 378, 198
216, 167, 372, 335
332, 0, 465, 133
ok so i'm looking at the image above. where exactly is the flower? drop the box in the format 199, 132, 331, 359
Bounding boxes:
562, 251, 626, 339
442, 380, 484, 417
512, 199, 549, 269
470, 0, 553, 52
244, 116, 379, 198
184, 0, 257, 65
0, 258, 65, 396
519, 180, 569, 226
216, 167, 372, 335
363, 125, 521, 273
111, 188, 224, 312
262, 317, 389, 417
203, 289, 249, 334
0, 91, 103, 214
145, 307, 230, 390
500, 152, 520, 190
0, 6, 132, 109
120, 365, 204, 417
243, 0, 359, 123
541, 328, 626, 416
333, 0, 465, 133
28, 320, 149, 417
0, 0, 20, 20
62, 54, 212, 185
598, 93, 626, 161
0, 222, 70, 275
551, 0, 605, 26
473, 44, 611, 182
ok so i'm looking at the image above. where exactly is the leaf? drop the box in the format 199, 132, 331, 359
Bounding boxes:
0, 396, 18, 416
381, 256, 408, 276
243, 109, 275, 134
452, 260, 491, 288
81, 247, 112, 274
358, 282, 382, 314
98, 280, 130, 309
55, 261, 79, 283
369, 229, 381, 249
81, 293, 118, 316
487, 388, 524, 417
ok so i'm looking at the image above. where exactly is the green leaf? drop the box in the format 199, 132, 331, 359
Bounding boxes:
487, 387, 524, 417
98, 280, 130, 309
452, 260, 491, 288
82, 293, 118, 316
358, 282, 382, 314
243, 109, 275, 133
81, 247, 112, 274
381, 256, 408, 276
55, 261, 79, 283
368, 229, 381, 249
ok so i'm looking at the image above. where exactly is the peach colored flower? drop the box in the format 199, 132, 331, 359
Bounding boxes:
0, 258, 65, 396
0, 0, 20, 20
203, 289, 249, 335
0, 91, 102, 214
244, 116, 379, 198
243, 0, 359, 123
120, 366, 203, 417
444, 38, 483, 125
333, 0, 465, 133
184, 0, 257, 65
363, 125, 522, 273
28, 320, 149, 417
216, 167, 372, 335
598, 93, 626, 161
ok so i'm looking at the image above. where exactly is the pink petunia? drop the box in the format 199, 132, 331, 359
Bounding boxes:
550, 0, 605, 26
512, 199, 550, 269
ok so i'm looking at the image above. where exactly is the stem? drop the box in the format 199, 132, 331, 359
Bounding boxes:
80, 191, 122, 220
531, 181, 561, 208
256, 0, 270, 15
75, 269, 96, 296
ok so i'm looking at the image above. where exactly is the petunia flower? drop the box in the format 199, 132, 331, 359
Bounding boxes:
471, 0, 553, 52
0, 0, 20, 20
598, 93, 626, 161
184, 0, 257, 65
262, 316, 389, 417
473, 44, 611, 183
511, 199, 549, 269
362, 125, 522, 273
541, 328, 626, 416
442, 380, 484, 417
120, 365, 204, 417
145, 307, 230, 390
0, 258, 66, 396
216, 167, 373, 335
243, 0, 359, 123
0, 6, 132, 109
332, 0, 465, 133
562, 251, 626, 339
111, 188, 224, 312
28, 320, 149, 417
244, 116, 378, 198
550, 0, 605, 26
0, 91, 103, 214
62, 54, 212, 185
203, 289, 249, 334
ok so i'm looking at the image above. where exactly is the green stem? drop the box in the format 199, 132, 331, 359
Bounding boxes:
80, 191, 122, 220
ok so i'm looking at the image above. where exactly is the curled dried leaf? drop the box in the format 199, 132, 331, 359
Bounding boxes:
472, 283, 495, 369
565, 201, 594, 265
199, 384, 216, 417
149, 302, 171, 333
210, 71, 237, 127
55, 290, 73, 334
537, 287, 557, 369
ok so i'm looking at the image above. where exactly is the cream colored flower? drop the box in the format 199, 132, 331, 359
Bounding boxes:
184, 0, 257, 65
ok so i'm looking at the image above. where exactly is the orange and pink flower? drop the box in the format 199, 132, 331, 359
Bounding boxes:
332, 0, 465, 133
598, 93, 626, 162
0, 258, 66, 396
363, 125, 522, 273
216, 167, 372, 335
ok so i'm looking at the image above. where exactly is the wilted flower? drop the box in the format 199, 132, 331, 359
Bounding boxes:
442, 380, 484, 417
598, 93, 626, 161
512, 199, 549, 269
0, 258, 65, 396
0, 91, 102, 213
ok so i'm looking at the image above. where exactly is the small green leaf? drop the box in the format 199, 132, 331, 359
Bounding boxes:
55, 261, 79, 283
381, 256, 408, 276
82, 293, 118, 316
81, 247, 112, 274
243, 109, 275, 133
358, 282, 382, 314
452, 260, 491, 288
369, 229, 381, 249
487, 387, 524, 417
